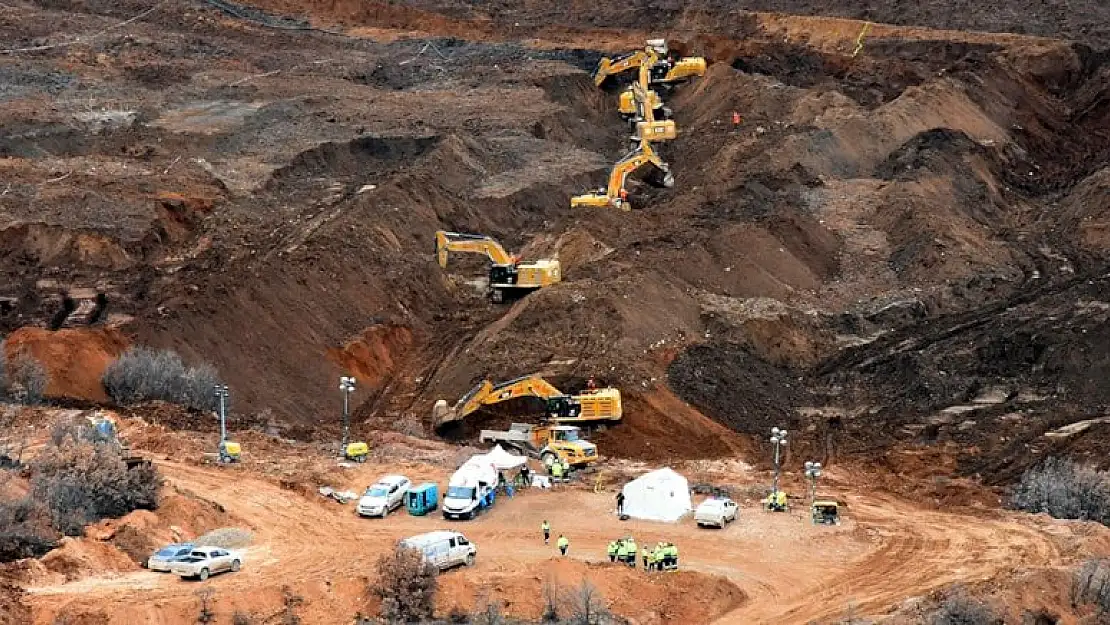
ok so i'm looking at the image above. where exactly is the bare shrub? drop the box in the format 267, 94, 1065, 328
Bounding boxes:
31, 442, 161, 536
1022, 609, 1059, 625
195, 588, 216, 624
471, 593, 505, 625
373, 545, 437, 622
1011, 457, 1110, 525
929, 588, 1002, 625
102, 347, 222, 412
49, 413, 115, 447
1, 353, 47, 406
1073, 559, 1110, 614
541, 577, 560, 622
563, 580, 611, 625
0, 497, 57, 562
232, 612, 257, 625
281, 586, 303, 625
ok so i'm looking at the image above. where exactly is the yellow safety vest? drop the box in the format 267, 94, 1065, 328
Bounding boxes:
557, 537, 569, 549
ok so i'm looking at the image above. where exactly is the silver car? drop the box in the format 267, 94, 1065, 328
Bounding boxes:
145, 543, 195, 572
169, 547, 243, 581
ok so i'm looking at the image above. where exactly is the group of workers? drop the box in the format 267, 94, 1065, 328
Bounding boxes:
607, 537, 679, 571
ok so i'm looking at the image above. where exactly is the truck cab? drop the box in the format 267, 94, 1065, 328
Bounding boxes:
536, 425, 598, 467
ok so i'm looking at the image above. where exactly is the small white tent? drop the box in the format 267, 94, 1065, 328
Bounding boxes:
620, 468, 692, 522
483, 445, 528, 470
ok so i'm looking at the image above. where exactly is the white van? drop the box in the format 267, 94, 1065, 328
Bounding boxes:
442, 461, 498, 520
401, 531, 477, 571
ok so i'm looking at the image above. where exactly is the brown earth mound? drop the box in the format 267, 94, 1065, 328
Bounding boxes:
4, 327, 129, 402
438, 558, 746, 624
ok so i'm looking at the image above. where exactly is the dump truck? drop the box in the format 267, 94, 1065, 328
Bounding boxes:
479, 423, 599, 468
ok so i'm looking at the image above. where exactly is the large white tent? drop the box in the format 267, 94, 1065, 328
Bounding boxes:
620, 468, 692, 522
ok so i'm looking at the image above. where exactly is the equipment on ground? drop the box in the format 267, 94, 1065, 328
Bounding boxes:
406, 482, 439, 516
344, 441, 369, 463
435, 230, 561, 303
812, 500, 840, 525
571, 139, 674, 210
219, 440, 241, 463
593, 39, 707, 89
433, 374, 622, 428
763, 490, 789, 512
85, 413, 151, 470
480, 423, 598, 468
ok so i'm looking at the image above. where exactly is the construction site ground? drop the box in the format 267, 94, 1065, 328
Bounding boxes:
5, 0, 1110, 621
2, 412, 1105, 625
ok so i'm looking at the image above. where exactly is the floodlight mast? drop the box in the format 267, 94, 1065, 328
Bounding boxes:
339, 376, 356, 452
770, 426, 788, 494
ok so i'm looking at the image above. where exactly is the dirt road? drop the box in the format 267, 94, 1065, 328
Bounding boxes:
23, 457, 1079, 624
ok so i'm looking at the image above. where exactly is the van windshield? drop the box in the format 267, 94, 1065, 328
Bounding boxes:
365, 486, 388, 497
447, 486, 475, 500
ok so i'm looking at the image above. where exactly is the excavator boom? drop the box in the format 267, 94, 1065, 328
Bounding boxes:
594, 40, 706, 88
436, 230, 515, 267
571, 139, 674, 211
433, 375, 622, 428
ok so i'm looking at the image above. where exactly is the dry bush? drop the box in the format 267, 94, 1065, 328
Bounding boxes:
373, 546, 437, 622
563, 580, 611, 625
31, 442, 161, 536
471, 593, 506, 625
232, 612, 257, 625
49, 414, 114, 447
1073, 559, 1110, 615
0, 496, 57, 562
102, 347, 222, 412
1011, 458, 1110, 525
195, 588, 216, 624
0, 348, 47, 406
541, 577, 560, 622
929, 588, 1002, 625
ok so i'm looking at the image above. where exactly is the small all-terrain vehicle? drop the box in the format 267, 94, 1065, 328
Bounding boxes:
811, 500, 840, 525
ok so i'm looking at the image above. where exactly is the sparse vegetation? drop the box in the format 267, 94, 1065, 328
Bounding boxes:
102, 347, 222, 412
0, 495, 57, 562
562, 580, 611, 625
1073, 559, 1110, 616
0, 342, 48, 406
928, 588, 1002, 625
30, 432, 161, 536
195, 588, 216, 624
1011, 457, 1110, 525
374, 546, 437, 622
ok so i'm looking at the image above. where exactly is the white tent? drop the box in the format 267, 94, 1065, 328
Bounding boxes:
483, 445, 528, 470
620, 468, 692, 522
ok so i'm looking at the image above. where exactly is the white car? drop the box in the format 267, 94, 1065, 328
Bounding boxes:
695, 497, 739, 528
401, 530, 476, 571
168, 547, 243, 580
357, 475, 412, 518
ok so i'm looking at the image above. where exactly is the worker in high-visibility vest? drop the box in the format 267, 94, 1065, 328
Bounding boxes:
641, 546, 650, 570
541, 520, 550, 544
607, 540, 618, 562
623, 537, 637, 567
557, 534, 569, 556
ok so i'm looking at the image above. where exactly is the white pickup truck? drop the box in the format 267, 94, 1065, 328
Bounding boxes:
168, 546, 243, 580
694, 497, 738, 528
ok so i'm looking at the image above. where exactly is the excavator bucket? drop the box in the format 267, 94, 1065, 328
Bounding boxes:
593, 57, 616, 87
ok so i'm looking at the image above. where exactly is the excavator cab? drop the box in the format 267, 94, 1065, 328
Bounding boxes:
546, 396, 583, 421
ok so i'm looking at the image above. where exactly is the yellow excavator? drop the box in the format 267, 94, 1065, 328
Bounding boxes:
432, 374, 622, 429
570, 138, 674, 211
593, 39, 707, 89
435, 230, 561, 303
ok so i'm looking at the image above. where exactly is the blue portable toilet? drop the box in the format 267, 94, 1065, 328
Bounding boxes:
406, 482, 438, 516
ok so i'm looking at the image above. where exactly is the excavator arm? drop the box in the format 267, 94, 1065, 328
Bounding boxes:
571, 140, 674, 211
594, 49, 654, 88
435, 230, 516, 267
434, 375, 566, 427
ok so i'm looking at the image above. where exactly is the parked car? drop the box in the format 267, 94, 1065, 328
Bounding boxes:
401, 530, 476, 571
169, 547, 243, 581
144, 542, 195, 572
695, 497, 739, 528
357, 475, 412, 518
